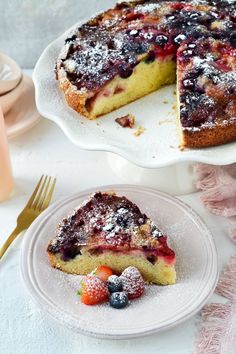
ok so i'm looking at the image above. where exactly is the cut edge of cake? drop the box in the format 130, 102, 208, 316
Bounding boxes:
57, 55, 176, 120
48, 251, 176, 285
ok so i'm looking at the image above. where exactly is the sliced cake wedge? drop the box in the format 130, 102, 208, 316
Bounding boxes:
47, 192, 176, 285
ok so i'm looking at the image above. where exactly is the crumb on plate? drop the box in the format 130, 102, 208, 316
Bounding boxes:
115, 113, 135, 128
158, 119, 173, 126
134, 126, 146, 137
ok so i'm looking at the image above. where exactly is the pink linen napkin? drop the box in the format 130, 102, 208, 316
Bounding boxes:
193, 164, 236, 353
193, 255, 236, 354
194, 163, 236, 243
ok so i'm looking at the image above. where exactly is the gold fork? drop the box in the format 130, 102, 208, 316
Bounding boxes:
0, 175, 56, 259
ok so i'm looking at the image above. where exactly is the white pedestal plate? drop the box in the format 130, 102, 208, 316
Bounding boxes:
107, 154, 197, 195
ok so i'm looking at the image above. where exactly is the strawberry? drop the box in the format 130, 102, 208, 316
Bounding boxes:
78, 276, 109, 305
91, 265, 113, 282
120, 267, 145, 299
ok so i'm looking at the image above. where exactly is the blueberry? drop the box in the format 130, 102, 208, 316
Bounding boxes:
185, 25, 209, 39
145, 50, 156, 64
155, 35, 168, 47
147, 255, 157, 265
107, 275, 123, 293
173, 34, 186, 45
190, 12, 200, 20
118, 64, 133, 79
182, 79, 195, 90
65, 34, 77, 43
61, 245, 81, 261
135, 42, 149, 55
109, 292, 128, 309
230, 32, 236, 48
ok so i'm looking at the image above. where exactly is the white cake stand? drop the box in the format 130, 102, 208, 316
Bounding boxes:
33, 22, 236, 195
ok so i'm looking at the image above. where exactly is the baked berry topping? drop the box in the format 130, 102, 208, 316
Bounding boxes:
118, 64, 133, 79
107, 275, 123, 293
173, 34, 186, 45
230, 31, 236, 48
109, 291, 129, 309
155, 35, 168, 47
182, 78, 195, 90
147, 254, 157, 265
57, 0, 235, 98
145, 50, 156, 63
177, 30, 236, 128
47, 192, 175, 264
61, 245, 81, 261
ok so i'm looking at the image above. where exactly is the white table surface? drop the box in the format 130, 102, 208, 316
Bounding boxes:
1, 72, 236, 354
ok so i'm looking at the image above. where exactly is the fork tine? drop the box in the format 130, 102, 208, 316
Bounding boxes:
26, 175, 44, 208
32, 175, 48, 209
37, 176, 51, 210
42, 178, 56, 210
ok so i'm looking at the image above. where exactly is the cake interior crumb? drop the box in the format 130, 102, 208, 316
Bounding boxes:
134, 126, 146, 137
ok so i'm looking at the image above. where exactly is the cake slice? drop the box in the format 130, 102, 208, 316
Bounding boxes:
47, 192, 176, 285
177, 37, 236, 148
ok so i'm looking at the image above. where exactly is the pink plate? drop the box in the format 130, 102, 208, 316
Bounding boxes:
21, 185, 218, 339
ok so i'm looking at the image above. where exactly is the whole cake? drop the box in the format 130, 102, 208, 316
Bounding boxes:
56, 0, 236, 148
47, 192, 176, 285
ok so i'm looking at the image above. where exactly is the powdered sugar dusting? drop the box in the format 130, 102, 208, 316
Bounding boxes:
134, 2, 161, 14
48, 192, 170, 258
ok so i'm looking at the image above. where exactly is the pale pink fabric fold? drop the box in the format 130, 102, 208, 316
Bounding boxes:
194, 164, 236, 353
193, 256, 236, 354
194, 163, 236, 242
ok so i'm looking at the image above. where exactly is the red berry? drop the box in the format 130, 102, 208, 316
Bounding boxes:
91, 265, 113, 282
120, 267, 145, 299
79, 276, 109, 305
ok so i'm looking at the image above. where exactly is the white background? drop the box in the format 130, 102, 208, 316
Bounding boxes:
0, 0, 116, 67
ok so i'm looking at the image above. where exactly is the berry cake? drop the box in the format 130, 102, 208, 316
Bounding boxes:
47, 192, 176, 285
56, 0, 236, 148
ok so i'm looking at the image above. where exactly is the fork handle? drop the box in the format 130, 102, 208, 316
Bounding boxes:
0, 227, 22, 259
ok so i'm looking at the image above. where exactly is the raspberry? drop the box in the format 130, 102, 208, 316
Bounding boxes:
120, 267, 145, 299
